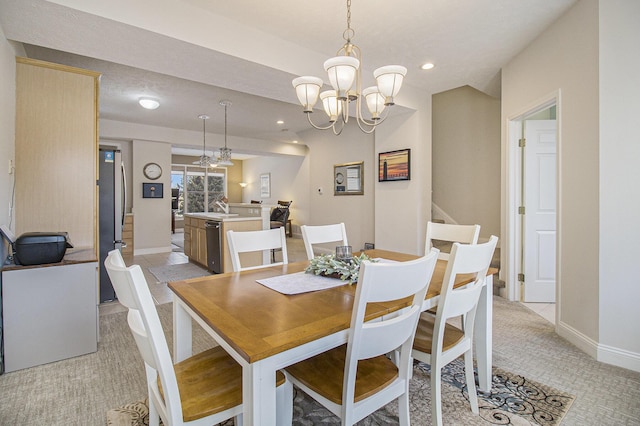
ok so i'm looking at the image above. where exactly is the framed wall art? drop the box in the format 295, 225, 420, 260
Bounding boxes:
260, 173, 271, 198
142, 182, 163, 198
334, 161, 364, 195
378, 149, 410, 182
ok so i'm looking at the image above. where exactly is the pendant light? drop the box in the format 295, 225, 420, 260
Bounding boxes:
193, 114, 213, 168
216, 99, 234, 167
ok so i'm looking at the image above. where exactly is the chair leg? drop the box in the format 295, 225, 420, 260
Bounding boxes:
234, 413, 243, 426
431, 363, 443, 426
398, 388, 411, 426
464, 350, 479, 414
148, 398, 160, 426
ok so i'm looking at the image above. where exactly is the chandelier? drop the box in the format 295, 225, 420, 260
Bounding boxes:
292, 0, 407, 135
216, 99, 233, 167
194, 114, 213, 167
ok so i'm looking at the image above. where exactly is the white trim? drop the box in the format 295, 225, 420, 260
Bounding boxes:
597, 344, 640, 373
503, 90, 561, 304
557, 320, 598, 358
431, 203, 458, 225
557, 320, 640, 373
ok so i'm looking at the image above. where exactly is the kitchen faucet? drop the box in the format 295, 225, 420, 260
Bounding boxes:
215, 198, 229, 214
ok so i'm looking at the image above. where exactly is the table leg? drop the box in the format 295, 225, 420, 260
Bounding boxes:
475, 273, 493, 391
172, 297, 193, 363
243, 360, 278, 425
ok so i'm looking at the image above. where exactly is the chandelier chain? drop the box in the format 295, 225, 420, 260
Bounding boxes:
343, 0, 354, 43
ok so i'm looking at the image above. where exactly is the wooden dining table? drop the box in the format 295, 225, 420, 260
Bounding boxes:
169, 249, 498, 426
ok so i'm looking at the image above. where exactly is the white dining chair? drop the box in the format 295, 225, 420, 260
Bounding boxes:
284, 249, 439, 425
301, 222, 349, 260
104, 249, 293, 426
227, 227, 288, 272
425, 221, 481, 260
412, 236, 498, 426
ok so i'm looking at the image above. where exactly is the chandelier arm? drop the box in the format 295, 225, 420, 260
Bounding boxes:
332, 120, 346, 136
306, 113, 336, 131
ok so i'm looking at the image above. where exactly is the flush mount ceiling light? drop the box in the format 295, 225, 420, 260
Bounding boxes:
193, 114, 214, 168
216, 99, 234, 167
420, 63, 435, 70
292, 0, 407, 135
138, 97, 160, 110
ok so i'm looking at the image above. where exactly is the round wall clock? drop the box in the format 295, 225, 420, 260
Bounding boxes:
335, 172, 344, 184
143, 162, 162, 180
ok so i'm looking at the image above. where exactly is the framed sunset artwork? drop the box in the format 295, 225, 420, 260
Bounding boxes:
378, 149, 410, 181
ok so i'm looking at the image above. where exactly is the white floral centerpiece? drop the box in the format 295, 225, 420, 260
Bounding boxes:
305, 252, 377, 284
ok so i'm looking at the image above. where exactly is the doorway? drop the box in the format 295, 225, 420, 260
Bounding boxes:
504, 93, 560, 323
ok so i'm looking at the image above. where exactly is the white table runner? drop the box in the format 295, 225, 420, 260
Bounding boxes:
256, 258, 398, 295
256, 271, 349, 295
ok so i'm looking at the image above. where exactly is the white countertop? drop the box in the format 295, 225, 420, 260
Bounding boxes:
184, 212, 261, 222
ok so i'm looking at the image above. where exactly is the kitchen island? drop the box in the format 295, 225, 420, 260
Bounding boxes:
183, 206, 269, 273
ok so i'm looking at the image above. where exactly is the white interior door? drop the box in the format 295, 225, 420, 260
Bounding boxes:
523, 119, 557, 302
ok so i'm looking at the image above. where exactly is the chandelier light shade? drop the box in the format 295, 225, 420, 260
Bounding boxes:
291, 0, 407, 135
324, 56, 359, 100
293, 76, 323, 112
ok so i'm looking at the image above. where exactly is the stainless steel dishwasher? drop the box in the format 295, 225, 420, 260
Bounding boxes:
205, 220, 222, 274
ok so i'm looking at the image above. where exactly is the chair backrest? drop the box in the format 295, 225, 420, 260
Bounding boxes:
270, 204, 290, 224
301, 223, 348, 260
277, 200, 292, 207
425, 221, 481, 260
104, 250, 183, 424
434, 236, 498, 350
227, 227, 288, 271
343, 249, 439, 409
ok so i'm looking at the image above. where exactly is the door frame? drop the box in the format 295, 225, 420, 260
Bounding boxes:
503, 90, 562, 309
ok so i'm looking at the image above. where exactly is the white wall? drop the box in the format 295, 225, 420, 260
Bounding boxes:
598, 0, 640, 366
132, 139, 172, 254
432, 86, 501, 240
241, 153, 309, 235
502, 0, 640, 371
0, 23, 18, 261
302, 123, 375, 251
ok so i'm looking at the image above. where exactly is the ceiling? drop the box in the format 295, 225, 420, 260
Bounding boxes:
0, 0, 577, 155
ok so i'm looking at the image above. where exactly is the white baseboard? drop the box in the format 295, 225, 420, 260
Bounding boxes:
558, 320, 640, 372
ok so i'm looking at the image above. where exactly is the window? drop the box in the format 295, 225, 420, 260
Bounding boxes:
171, 164, 227, 215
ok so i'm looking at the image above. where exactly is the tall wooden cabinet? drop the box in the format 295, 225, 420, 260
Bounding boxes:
15, 57, 100, 253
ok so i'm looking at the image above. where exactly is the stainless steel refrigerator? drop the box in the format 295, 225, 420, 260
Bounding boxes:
98, 147, 126, 302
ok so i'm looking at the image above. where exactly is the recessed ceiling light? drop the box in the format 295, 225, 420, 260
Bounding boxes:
420, 63, 435, 70
139, 98, 160, 109
292, 140, 298, 144
276, 120, 284, 125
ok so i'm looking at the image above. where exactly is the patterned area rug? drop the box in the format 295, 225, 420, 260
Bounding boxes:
106, 359, 574, 425
148, 263, 211, 283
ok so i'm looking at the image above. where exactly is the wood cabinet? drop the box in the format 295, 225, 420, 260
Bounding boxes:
122, 214, 134, 256
184, 217, 208, 267
15, 57, 100, 254
183, 215, 262, 272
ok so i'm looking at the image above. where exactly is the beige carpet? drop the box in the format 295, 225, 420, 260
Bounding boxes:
3, 296, 640, 425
